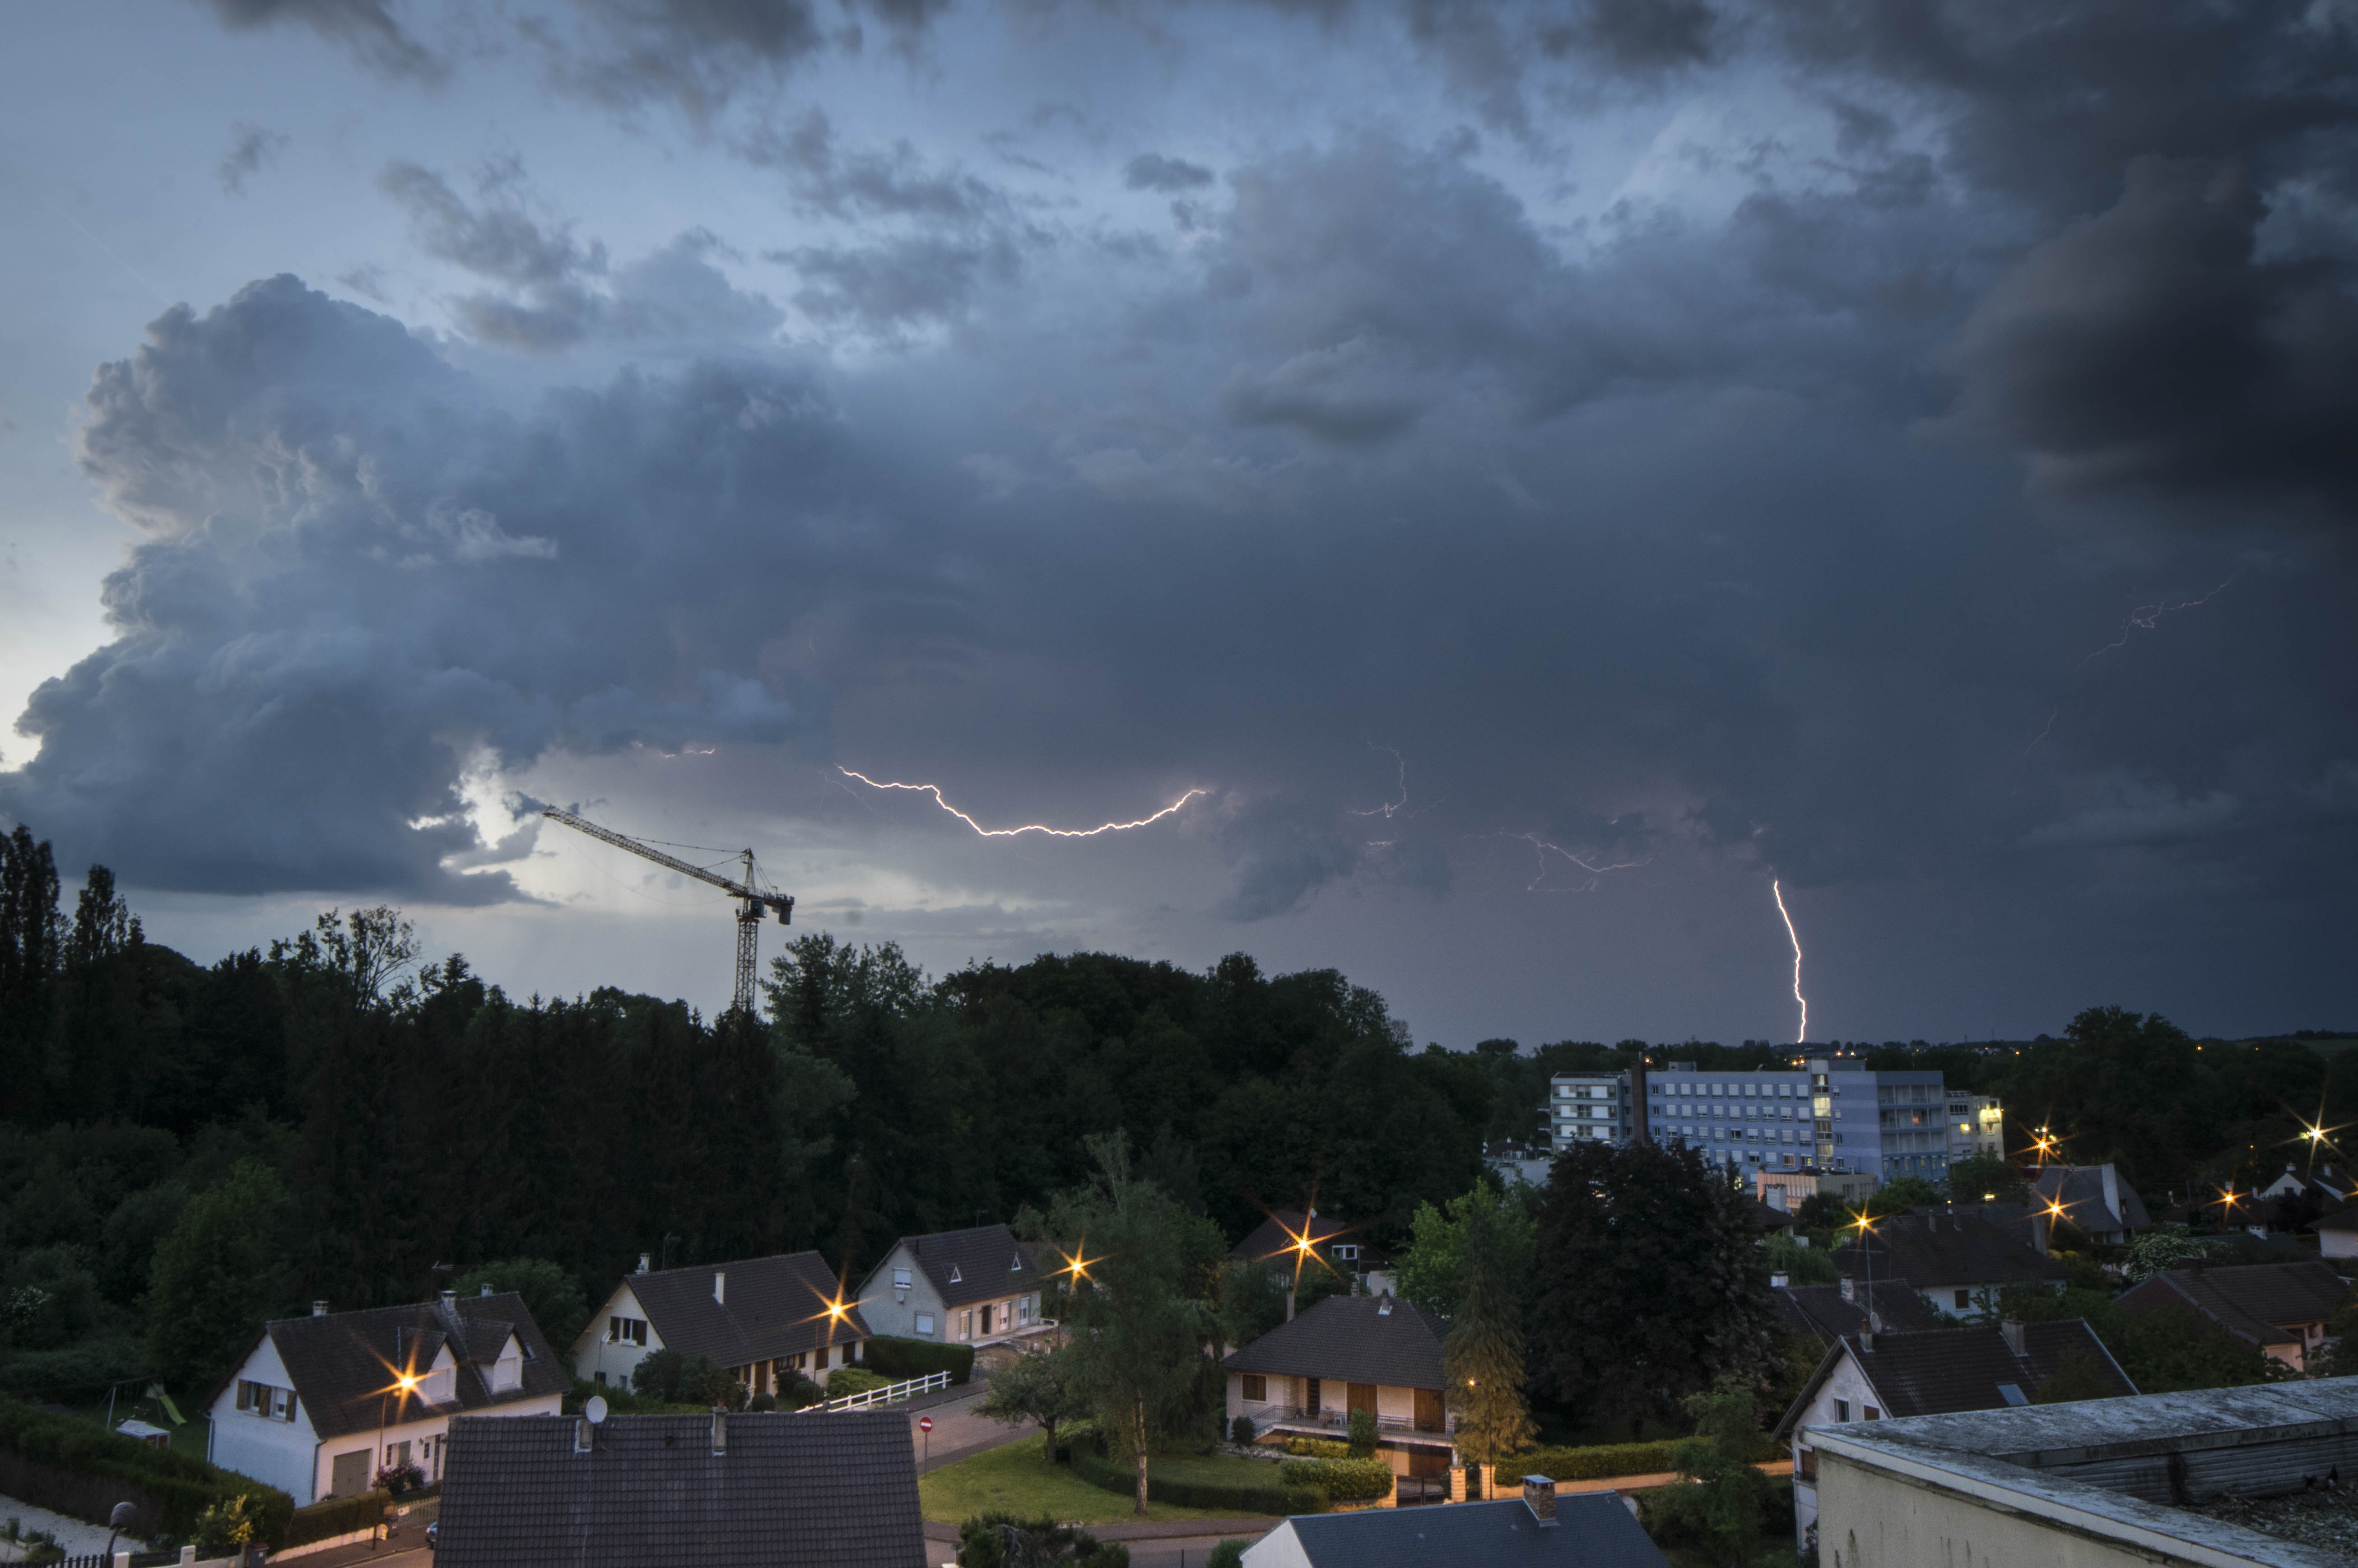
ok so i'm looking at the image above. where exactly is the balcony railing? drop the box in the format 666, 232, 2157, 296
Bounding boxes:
1238, 1401, 1455, 1438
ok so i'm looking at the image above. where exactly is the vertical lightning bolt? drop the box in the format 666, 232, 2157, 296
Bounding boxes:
1772, 878, 1808, 1044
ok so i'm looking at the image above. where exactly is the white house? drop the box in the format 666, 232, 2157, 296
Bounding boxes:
854, 1224, 1043, 1347
1775, 1319, 2134, 1551
572, 1251, 871, 1396
205, 1289, 566, 1504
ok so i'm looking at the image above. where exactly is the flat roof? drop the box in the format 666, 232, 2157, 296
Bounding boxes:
1805, 1380, 2358, 1568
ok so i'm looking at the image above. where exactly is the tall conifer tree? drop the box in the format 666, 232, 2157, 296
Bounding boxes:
1443, 1180, 1538, 1464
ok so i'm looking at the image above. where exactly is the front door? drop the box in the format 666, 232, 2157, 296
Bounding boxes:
1305, 1377, 1321, 1416
1347, 1383, 1377, 1419
329, 1448, 371, 1498
981, 1303, 994, 1335
1413, 1387, 1444, 1433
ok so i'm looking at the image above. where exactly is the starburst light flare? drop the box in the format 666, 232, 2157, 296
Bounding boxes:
840, 769, 1205, 838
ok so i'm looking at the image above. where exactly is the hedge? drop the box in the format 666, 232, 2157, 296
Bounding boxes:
1066, 1441, 1325, 1517
1517, 1434, 1779, 1482
1280, 1438, 1349, 1459
822, 1367, 893, 1400
863, 1336, 977, 1386
280, 1483, 437, 1549
1276, 1458, 1393, 1501
0, 1395, 295, 1547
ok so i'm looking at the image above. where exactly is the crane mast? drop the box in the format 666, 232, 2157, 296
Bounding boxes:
541, 809, 794, 1018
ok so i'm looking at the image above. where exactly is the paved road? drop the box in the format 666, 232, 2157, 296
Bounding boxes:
907, 1385, 1038, 1474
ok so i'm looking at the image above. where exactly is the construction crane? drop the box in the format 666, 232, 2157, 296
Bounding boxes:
540, 809, 794, 1018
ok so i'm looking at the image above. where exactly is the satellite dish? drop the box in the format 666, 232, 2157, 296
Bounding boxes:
585, 1395, 609, 1425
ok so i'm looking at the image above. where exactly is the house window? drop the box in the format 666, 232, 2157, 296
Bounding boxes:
1834, 1400, 1848, 1422
1242, 1374, 1266, 1401
609, 1316, 647, 1346
817, 1345, 831, 1370
1331, 1244, 1358, 1262
962, 1311, 974, 1339
893, 1267, 912, 1289
916, 1313, 936, 1335
1954, 1290, 1971, 1310
386, 1440, 411, 1469
237, 1381, 295, 1422
949, 1266, 963, 1284
1010, 1253, 1023, 1272
1864, 1406, 1880, 1420
1798, 1447, 1816, 1481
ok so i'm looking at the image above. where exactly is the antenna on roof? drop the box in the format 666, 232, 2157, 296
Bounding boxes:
585, 1395, 609, 1425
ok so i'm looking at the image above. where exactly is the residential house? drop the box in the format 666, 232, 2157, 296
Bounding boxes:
433, 1409, 925, 1568
1223, 1295, 1456, 1480
1832, 1209, 2068, 1321
1242, 1477, 1669, 1568
2310, 1204, 2358, 1261
572, 1252, 871, 1397
1772, 1278, 1944, 1346
1754, 1166, 1874, 1213
2114, 1260, 2349, 1373
206, 1289, 566, 1504
2255, 1163, 2355, 1206
2254, 1163, 2358, 1235
853, 1224, 1044, 1347
1231, 1210, 1390, 1294
2031, 1164, 2151, 1247
1774, 1319, 2135, 1549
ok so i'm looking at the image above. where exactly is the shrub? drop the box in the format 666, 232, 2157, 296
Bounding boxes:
1277, 1457, 1394, 1501
0, 1394, 294, 1546
282, 1490, 392, 1548
192, 1494, 262, 1557
1229, 1415, 1256, 1446
955, 1512, 1126, 1568
864, 1335, 978, 1386
1282, 1438, 1350, 1458
823, 1367, 893, 1401
1518, 1440, 1683, 1480
1345, 1408, 1377, 1458
785, 1377, 826, 1410
1206, 1543, 1247, 1568
1066, 1440, 1325, 1515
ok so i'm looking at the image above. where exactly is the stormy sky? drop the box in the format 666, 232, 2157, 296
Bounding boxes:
2, 0, 2353, 1047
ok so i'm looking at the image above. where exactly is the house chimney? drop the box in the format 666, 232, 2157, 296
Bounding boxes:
2100, 1164, 2121, 1227
312, 1300, 329, 1317
479, 1283, 492, 1297
1839, 1277, 1855, 1303
711, 1411, 727, 1454
713, 1271, 726, 1305
442, 1289, 458, 1307
638, 1253, 651, 1274
1522, 1475, 1558, 1525
2000, 1317, 2026, 1358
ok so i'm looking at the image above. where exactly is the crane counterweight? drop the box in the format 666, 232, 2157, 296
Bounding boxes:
540, 808, 793, 1018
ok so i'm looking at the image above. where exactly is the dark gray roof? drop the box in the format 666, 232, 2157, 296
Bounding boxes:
1279, 1493, 1668, 1568
2310, 1203, 2358, 1234
620, 1253, 871, 1368
894, 1224, 1036, 1310
1772, 1281, 1944, 1344
2115, 1261, 2347, 1349
1231, 1210, 1387, 1270
230, 1293, 567, 1440
1832, 1211, 2069, 1291
1744, 1197, 1795, 1231
434, 1411, 924, 1568
2031, 1166, 2153, 1235
1776, 1321, 2136, 1438
1223, 1294, 1447, 1390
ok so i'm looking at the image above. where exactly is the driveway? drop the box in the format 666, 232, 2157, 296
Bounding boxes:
907, 1382, 1038, 1474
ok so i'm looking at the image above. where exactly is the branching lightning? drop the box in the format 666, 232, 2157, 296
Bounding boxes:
2077, 573, 2239, 669
1504, 832, 1649, 893
1772, 878, 1808, 1044
839, 768, 1206, 837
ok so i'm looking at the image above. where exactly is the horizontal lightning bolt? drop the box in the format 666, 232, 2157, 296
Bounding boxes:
839, 768, 1206, 837
1498, 830, 1647, 892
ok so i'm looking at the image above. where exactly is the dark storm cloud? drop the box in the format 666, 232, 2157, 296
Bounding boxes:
784, 233, 1023, 332
1940, 158, 2358, 518
199, 0, 442, 77
218, 123, 289, 196
0, 277, 891, 899
1124, 154, 1215, 192
745, 112, 1011, 223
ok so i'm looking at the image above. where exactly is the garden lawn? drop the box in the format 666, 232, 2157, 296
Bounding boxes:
917, 1438, 1243, 1525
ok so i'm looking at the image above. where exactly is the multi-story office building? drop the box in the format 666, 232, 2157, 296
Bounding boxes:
1635, 1060, 1949, 1182
1546, 1069, 1646, 1154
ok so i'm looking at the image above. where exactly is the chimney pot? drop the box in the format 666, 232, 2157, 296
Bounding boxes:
1522, 1475, 1558, 1525
480, 1283, 492, 1297
312, 1300, 328, 1317
714, 1271, 726, 1305
2000, 1317, 2026, 1358
1839, 1277, 1855, 1303
442, 1289, 457, 1307
638, 1253, 651, 1274
711, 1411, 727, 1455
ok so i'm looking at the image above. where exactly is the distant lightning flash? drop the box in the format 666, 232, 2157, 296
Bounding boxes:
2078, 574, 2238, 668
1772, 878, 1808, 1044
1510, 832, 1648, 892
839, 768, 1205, 837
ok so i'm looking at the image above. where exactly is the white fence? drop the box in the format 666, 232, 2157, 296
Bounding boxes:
803, 1369, 952, 1413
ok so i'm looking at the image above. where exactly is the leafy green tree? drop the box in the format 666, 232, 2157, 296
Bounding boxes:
1442, 1181, 1538, 1462
1047, 1131, 1226, 1513
1396, 1180, 1537, 1317
629, 1347, 684, 1400
2122, 1226, 2226, 1281
1761, 1233, 1837, 1285
1875, 1176, 1944, 1211
453, 1259, 591, 1354
1947, 1155, 2028, 1206
1345, 1406, 1378, 1458
146, 1159, 294, 1391
978, 1341, 1093, 1461
1645, 1377, 1774, 1568
1532, 1140, 1777, 1437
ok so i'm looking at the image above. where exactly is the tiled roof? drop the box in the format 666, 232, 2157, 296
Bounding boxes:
623, 1253, 872, 1368
239, 1293, 568, 1440
898, 1224, 1036, 1310
1231, 1211, 1388, 1270
1776, 1321, 2136, 1438
1278, 1493, 1668, 1568
2115, 1261, 2348, 1349
1832, 1210, 2069, 1290
434, 1411, 925, 1568
1772, 1282, 1944, 1344
2309, 1204, 2358, 1234
2032, 1166, 2153, 1235
1744, 1197, 1795, 1231
1223, 1294, 1447, 1391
